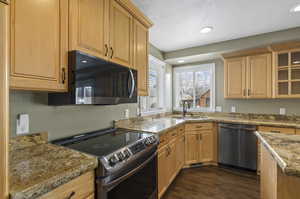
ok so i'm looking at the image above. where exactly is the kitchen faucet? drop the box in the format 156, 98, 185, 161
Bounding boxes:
182, 100, 190, 118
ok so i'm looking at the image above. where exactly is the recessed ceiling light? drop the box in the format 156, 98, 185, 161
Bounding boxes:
200, 26, 213, 34
178, 60, 185, 63
81, 60, 88, 63
290, 4, 300, 12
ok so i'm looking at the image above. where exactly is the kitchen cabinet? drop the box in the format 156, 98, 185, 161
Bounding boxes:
260, 144, 300, 199
0, 1, 9, 199
273, 49, 300, 98
224, 53, 272, 99
133, 18, 149, 96
158, 145, 168, 199
185, 123, 214, 165
247, 54, 272, 98
39, 171, 95, 199
157, 126, 185, 199
10, 0, 69, 91
296, 129, 300, 135
69, 0, 109, 60
176, 135, 185, 172
109, 0, 133, 68
224, 57, 247, 98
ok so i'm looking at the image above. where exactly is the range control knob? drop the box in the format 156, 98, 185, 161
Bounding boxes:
123, 149, 131, 158
108, 155, 119, 167
117, 152, 125, 161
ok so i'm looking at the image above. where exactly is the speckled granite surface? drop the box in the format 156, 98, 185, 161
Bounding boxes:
115, 115, 300, 136
255, 132, 300, 177
10, 133, 98, 199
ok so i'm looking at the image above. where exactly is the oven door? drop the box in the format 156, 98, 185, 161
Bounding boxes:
97, 152, 158, 199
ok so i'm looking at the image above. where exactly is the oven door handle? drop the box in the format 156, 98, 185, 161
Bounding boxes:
129, 69, 135, 98
104, 152, 157, 189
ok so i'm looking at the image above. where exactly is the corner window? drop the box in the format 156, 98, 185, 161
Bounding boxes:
173, 63, 215, 112
140, 56, 166, 115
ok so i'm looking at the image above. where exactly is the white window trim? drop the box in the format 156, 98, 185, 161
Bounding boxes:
140, 55, 167, 116
173, 63, 216, 112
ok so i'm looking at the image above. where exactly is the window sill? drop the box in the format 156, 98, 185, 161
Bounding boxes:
173, 108, 215, 112
141, 109, 166, 116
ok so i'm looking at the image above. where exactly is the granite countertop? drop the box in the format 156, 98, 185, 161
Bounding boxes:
256, 132, 300, 177
10, 133, 98, 199
116, 115, 300, 136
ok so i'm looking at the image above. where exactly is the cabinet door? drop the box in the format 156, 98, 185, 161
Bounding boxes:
10, 0, 68, 91
176, 135, 185, 171
109, 0, 133, 68
199, 132, 214, 163
261, 145, 277, 199
185, 133, 199, 165
158, 146, 168, 198
168, 140, 177, 183
134, 19, 149, 96
247, 54, 272, 98
224, 57, 247, 98
69, 0, 109, 60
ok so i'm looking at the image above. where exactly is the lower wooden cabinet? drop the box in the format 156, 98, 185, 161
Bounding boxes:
39, 171, 95, 199
158, 127, 185, 199
185, 123, 214, 165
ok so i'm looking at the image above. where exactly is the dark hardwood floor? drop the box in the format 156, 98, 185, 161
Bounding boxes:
162, 166, 260, 199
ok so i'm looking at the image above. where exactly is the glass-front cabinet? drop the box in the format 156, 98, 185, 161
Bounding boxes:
275, 49, 300, 97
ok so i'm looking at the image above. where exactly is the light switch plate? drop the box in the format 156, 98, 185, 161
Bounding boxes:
231, 106, 236, 113
280, 108, 286, 115
124, 109, 130, 119
16, 114, 29, 135
216, 106, 222, 112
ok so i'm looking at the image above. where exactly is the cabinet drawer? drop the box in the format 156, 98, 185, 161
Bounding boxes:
258, 126, 295, 135
178, 125, 185, 135
169, 129, 179, 139
296, 129, 300, 135
39, 171, 95, 199
185, 123, 213, 131
159, 132, 169, 148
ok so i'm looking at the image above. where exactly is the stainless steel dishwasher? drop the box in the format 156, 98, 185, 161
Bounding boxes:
218, 123, 257, 171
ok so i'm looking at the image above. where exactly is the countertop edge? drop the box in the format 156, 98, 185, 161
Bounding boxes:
255, 131, 288, 173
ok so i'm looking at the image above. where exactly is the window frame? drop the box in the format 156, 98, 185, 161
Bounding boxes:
173, 63, 216, 112
140, 55, 167, 116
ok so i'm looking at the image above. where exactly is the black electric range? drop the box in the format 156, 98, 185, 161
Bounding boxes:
53, 128, 159, 199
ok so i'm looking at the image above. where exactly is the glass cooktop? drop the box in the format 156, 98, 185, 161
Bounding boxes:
58, 129, 152, 157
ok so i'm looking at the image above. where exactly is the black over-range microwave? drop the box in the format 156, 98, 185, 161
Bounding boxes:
48, 51, 137, 105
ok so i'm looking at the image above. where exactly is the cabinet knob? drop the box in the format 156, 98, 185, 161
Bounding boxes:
110, 47, 114, 59
105, 44, 109, 57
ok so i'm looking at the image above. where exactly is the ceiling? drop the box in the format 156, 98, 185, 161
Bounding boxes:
132, 0, 300, 52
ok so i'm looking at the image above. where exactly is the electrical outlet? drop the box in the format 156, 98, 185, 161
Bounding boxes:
216, 106, 222, 112
231, 106, 236, 113
124, 109, 130, 119
280, 108, 286, 115
16, 114, 29, 135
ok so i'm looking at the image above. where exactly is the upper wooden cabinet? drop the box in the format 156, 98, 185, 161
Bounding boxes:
69, 0, 109, 60
224, 53, 272, 99
273, 49, 300, 98
134, 19, 149, 96
109, 0, 133, 68
224, 57, 247, 98
247, 54, 272, 98
10, 0, 152, 92
10, 0, 68, 91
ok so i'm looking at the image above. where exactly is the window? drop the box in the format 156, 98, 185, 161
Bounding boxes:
140, 56, 166, 114
173, 63, 215, 112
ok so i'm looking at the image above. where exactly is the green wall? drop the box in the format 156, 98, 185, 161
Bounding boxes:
10, 91, 138, 141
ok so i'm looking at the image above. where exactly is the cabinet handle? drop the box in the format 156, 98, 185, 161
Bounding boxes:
248, 89, 251, 96
200, 134, 202, 140
61, 68, 66, 84
66, 191, 76, 199
196, 126, 203, 128
270, 131, 281, 134
104, 44, 109, 56
110, 47, 114, 58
